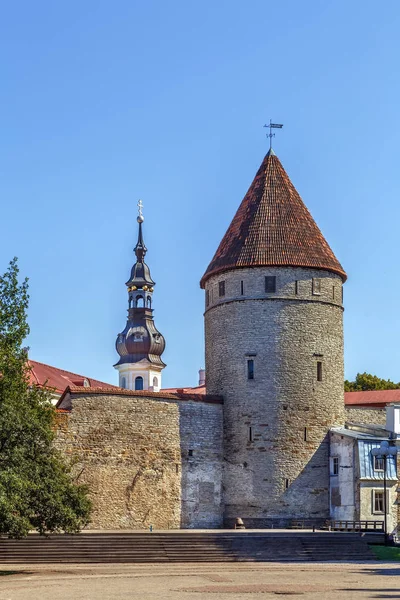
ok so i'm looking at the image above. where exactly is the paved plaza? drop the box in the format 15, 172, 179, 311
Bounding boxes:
0, 561, 398, 600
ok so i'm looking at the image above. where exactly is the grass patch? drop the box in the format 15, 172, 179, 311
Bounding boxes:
369, 545, 400, 561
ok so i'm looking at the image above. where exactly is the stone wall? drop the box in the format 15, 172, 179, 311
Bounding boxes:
204, 266, 345, 527
56, 391, 223, 529
345, 406, 386, 426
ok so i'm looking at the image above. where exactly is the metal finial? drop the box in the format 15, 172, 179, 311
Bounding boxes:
137, 199, 144, 223
263, 119, 283, 151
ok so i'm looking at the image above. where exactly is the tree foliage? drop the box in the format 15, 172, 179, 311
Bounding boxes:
344, 372, 400, 392
0, 258, 91, 538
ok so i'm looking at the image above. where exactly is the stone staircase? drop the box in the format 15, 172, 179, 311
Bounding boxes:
0, 532, 377, 563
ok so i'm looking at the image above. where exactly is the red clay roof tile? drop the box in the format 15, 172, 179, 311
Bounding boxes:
200, 151, 346, 287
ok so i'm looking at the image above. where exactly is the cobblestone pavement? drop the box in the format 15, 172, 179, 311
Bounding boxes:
0, 562, 398, 600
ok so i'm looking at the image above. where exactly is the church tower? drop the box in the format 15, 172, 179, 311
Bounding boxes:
115, 203, 166, 391
200, 148, 346, 527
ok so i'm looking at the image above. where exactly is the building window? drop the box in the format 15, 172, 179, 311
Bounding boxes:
332, 285, 335, 300
330, 457, 339, 476
247, 359, 254, 380
136, 295, 144, 308
240, 280, 244, 295
265, 276, 276, 293
219, 280, 225, 297
374, 456, 385, 471
304, 427, 308, 442
147, 296, 152, 308
341, 287, 344, 303
285, 478, 289, 490
312, 278, 321, 295
317, 361, 323, 382
135, 376, 144, 391
121, 377, 126, 389
206, 289, 210, 307
295, 280, 299, 295
188, 449, 193, 457
373, 490, 385, 514
153, 376, 159, 389
249, 427, 253, 442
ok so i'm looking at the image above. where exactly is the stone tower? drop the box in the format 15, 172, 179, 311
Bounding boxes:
114, 206, 166, 392
200, 149, 346, 527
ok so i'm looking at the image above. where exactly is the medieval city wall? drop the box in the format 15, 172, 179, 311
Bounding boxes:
56, 392, 223, 529
204, 266, 345, 527
345, 406, 386, 426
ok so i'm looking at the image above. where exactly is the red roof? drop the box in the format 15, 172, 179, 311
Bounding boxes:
345, 389, 400, 407
27, 360, 117, 395
57, 385, 222, 407
162, 384, 206, 395
201, 150, 346, 287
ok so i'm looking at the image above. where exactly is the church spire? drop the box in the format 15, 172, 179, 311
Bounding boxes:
114, 201, 166, 392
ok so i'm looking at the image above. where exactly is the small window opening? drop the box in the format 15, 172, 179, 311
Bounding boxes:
147, 296, 152, 308
374, 456, 385, 471
284, 478, 289, 489
265, 276, 276, 293
206, 289, 210, 307
129, 296, 133, 308
317, 361, 323, 382
304, 427, 308, 442
135, 376, 144, 391
295, 280, 299, 295
312, 278, 321, 295
331, 457, 339, 476
219, 280, 225, 297
341, 287, 344, 303
153, 376, 159, 388
247, 359, 254, 380
249, 427, 253, 442
175, 463, 179, 474
121, 377, 127, 389
136, 295, 144, 308
332, 285, 335, 300
188, 449, 193, 457
373, 490, 385, 513
240, 280, 244, 295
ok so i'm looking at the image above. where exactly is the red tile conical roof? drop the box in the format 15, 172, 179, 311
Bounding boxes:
200, 150, 346, 287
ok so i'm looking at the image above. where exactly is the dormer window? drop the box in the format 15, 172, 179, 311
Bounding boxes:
134, 332, 143, 342
219, 281, 225, 297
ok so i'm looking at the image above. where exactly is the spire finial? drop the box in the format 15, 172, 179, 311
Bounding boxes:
134, 199, 147, 261
137, 199, 144, 223
263, 119, 283, 151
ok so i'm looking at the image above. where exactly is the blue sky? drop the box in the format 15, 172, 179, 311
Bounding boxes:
1, 0, 399, 387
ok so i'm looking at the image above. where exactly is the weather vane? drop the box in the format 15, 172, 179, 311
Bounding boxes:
264, 119, 283, 150
137, 199, 144, 220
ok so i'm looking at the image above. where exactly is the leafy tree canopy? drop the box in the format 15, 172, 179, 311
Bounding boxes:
0, 258, 91, 537
344, 372, 400, 392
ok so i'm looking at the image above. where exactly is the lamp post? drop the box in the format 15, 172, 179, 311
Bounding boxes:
371, 441, 398, 545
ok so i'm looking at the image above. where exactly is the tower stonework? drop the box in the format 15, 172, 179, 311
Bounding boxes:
201, 149, 346, 527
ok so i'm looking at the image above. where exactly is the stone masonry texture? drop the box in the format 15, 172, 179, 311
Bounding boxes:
55, 393, 223, 529
204, 266, 345, 527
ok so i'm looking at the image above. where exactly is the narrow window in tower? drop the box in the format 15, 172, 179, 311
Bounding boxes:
265, 276, 276, 293
341, 287, 344, 303
295, 280, 299, 295
219, 280, 225, 297
188, 449, 193, 457
247, 359, 254, 380
304, 427, 308, 442
332, 285, 335, 300
241, 280, 244, 295
249, 427, 253, 442
312, 278, 321, 295
317, 361, 323, 382
284, 478, 289, 489
206, 289, 210, 307
330, 456, 339, 475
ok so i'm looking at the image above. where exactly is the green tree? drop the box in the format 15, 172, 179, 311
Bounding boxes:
0, 258, 91, 537
344, 372, 400, 392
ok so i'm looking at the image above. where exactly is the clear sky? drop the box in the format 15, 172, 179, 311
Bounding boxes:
1, 0, 399, 388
